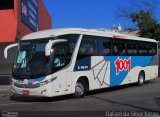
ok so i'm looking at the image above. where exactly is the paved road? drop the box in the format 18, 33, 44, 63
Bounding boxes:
0, 78, 160, 117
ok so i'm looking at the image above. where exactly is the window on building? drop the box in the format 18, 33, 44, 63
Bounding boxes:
0, 0, 14, 10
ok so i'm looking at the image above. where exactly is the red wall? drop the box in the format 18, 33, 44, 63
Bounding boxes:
0, 9, 17, 42
0, 0, 52, 75
0, 0, 52, 42
38, 0, 52, 31
17, 0, 52, 38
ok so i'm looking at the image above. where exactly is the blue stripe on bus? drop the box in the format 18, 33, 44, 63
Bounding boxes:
14, 77, 45, 81
104, 56, 153, 86
28, 77, 45, 85
74, 56, 153, 87
74, 57, 91, 71
35, 77, 45, 82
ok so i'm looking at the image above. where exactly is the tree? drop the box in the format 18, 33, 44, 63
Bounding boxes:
130, 10, 160, 39
117, 0, 160, 40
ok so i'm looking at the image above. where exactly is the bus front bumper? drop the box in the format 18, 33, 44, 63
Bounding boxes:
11, 83, 53, 97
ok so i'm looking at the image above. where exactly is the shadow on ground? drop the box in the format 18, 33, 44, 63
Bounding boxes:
155, 98, 160, 106
87, 81, 159, 112
10, 81, 153, 103
88, 80, 153, 96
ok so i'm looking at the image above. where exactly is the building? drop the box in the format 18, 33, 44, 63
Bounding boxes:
121, 30, 139, 36
0, 0, 52, 76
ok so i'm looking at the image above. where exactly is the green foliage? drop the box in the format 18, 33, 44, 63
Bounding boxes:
130, 10, 160, 40
117, 0, 160, 40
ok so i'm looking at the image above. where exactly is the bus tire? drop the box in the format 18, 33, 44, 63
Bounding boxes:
137, 72, 145, 86
74, 79, 87, 98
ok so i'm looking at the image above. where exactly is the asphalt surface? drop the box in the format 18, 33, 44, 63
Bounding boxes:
0, 78, 160, 117
0, 76, 10, 85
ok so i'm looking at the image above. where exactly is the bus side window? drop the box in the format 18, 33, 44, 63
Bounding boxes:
102, 38, 111, 55
113, 40, 126, 56
127, 41, 138, 55
51, 42, 70, 73
78, 35, 98, 60
148, 43, 157, 55
57, 34, 79, 56
138, 42, 148, 55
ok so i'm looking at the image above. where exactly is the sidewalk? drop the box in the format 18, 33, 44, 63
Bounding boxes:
0, 75, 10, 85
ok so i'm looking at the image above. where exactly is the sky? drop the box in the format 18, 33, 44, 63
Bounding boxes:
43, 0, 160, 30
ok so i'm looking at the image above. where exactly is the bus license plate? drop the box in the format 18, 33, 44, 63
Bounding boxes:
23, 90, 30, 95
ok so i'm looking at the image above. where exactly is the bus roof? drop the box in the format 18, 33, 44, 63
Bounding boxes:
22, 28, 157, 43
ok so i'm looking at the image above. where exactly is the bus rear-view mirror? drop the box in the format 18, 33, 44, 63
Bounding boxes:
4, 43, 18, 59
45, 39, 68, 56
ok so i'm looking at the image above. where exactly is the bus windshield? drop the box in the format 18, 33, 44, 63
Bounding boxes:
13, 39, 50, 79
12, 34, 79, 79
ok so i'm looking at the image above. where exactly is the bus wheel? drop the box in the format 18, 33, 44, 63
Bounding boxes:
138, 72, 145, 86
74, 79, 86, 98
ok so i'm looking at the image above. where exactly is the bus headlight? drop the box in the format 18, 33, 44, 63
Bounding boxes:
39, 77, 57, 87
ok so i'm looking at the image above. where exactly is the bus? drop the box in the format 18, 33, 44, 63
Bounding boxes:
4, 28, 158, 98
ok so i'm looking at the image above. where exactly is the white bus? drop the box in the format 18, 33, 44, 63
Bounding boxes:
4, 28, 158, 97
